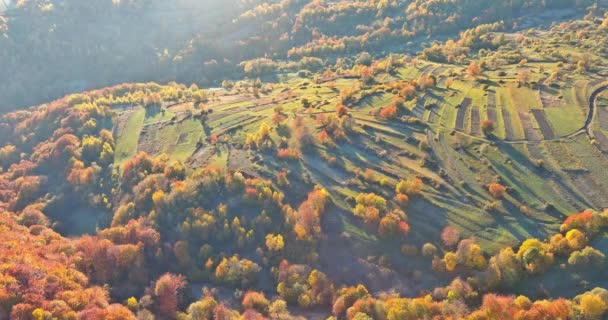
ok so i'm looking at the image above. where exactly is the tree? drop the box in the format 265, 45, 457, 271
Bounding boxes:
247, 122, 273, 149
565, 229, 587, 251
32, 308, 46, 320
80, 304, 136, 320
578, 292, 608, 320
481, 120, 495, 136
258, 123, 271, 140
417, 75, 436, 89
568, 247, 605, 268
276, 171, 289, 187
215, 256, 261, 287
277, 148, 301, 161
121, 152, 162, 189
561, 211, 596, 234
384, 298, 429, 320
99, 141, 115, 165
378, 213, 410, 238
359, 66, 373, 84
441, 226, 460, 248
187, 296, 217, 320
355, 52, 373, 66
242, 291, 270, 315
487, 247, 524, 289
353, 193, 387, 220
265, 234, 285, 252
213, 303, 240, 319
517, 239, 554, 274
392, 97, 405, 109
277, 262, 333, 309
294, 187, 330, 240
399, 83, 416, 100
467, 61, 482, 78
379, 105, 398, 119
455, 238, 487, 270
488, 183, 506, 199
154, 273, 186, 319
268, 300, 293, 320
164, 161, 186, 180
126, 297, 139, 311
422, 243, 438, 257
395, 178, 423, 196
444, 252, 458, 271
394, 193, 409, 206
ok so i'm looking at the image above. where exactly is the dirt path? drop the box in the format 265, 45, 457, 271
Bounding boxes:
584, 84, 608, 137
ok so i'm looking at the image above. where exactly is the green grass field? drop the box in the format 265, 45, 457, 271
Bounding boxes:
114, 108, 145, 164
110, 49, 608, 255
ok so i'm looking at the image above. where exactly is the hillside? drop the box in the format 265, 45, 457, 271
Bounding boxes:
0, 0, 598, 112
2, 2, 608, 320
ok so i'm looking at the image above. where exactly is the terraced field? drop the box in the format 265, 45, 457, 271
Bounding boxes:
112, 59, 608, 254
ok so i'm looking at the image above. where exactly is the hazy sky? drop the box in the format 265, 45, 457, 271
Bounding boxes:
0, 0, 9, 11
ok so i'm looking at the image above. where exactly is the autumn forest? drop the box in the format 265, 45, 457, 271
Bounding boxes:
2, 0, 608, 319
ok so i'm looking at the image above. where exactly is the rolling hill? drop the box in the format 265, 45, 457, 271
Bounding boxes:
1, 2, 608, 320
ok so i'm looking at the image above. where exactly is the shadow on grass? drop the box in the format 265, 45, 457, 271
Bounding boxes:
145, 104, 161, 118
493, 143, 572, 222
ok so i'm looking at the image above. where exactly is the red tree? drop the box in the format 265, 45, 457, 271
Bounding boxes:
154, 273, 186, 319
441, 226, 460, 248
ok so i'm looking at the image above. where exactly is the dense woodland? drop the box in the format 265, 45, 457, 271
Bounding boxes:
2, 0, 608, 320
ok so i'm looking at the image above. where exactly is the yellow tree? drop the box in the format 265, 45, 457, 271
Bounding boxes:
579, 293, 608, 320
265, 234, 285, 252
